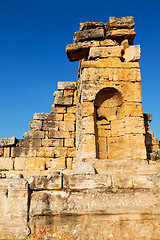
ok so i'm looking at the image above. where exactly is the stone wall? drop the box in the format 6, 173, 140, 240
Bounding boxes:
0, 82, 77, 177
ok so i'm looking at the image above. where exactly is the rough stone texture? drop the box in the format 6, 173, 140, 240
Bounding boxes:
0, 137, 16, 147
72, 161, 96, 175
0, 16, 160, 240
124, 45, 141, 62
73, 28, 104, 43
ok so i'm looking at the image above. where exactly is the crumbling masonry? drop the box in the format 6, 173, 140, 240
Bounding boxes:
0, 17, 160, 239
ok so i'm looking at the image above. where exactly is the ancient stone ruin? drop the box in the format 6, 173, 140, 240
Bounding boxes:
0, 16, 160, 239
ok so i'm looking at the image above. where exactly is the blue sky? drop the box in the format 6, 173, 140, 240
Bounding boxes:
0, 0, 159, 139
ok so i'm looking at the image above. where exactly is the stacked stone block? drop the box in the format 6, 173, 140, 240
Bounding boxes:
66, 17, 146, 161
0, 82, 77, 176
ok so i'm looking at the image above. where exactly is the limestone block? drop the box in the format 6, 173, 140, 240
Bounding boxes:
49, 130, 68, 139
46, 157, 66, 170
73, 28, 104, 43
132, 175, 155, 189
100, 39, 118, 46
18, 138, 42, 148
89, 46, 123, 59
63, 90, 74, 97
54, 113, 64, 121
0, 157, 13, 170
0, 136, 16, 147
67, 106, 76, 113
106, 28, 136, 42
29, 191, 69, 217
53, 90, 63, 99
124, 103, 143, 117
4, 147, 10, 157
41, 139, 63, 147
25, 158, 45, 170
112, 175, 132, 188
34, 112, 50, 120
64, 175, 111, 190
53, 120, 75, 132
66, 40, 101, 62
58, 81, 76, 90
72, 162, 96, 175
82, 116, 95, 134
125, 117, 145, 134
14, 157, 26, 170
23, 131, 45, 139
54, 96, 73, 106
29, 173, 62, 190
42, 120, 55, 130
0, 178, 9, 189
79, 22, 104, 31
53, 147, 68, 158
123, 82, 142, 102
66, 158, 73, 170
124, 45, 141, 62
36, 147, 55, 158
82, 67, 141, 82
29, 120, 43, 131
64, 137, 75, 147
81, 102, 94, 117
11, 147, 37, 158
108, 16, 135, 29
125, 134, 146, 160
66, 43, 90, 61
81, 58, 140, 69
64, 113, 75, 121
67, 147, 76, 158
110, 120, 125, 137
82, 134, 96, 158
54, 106, 66, 114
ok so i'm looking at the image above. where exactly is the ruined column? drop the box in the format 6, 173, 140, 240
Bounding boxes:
66, 17, 146, 161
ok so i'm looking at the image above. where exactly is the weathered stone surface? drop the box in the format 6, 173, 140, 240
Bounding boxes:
34, 112, 50, 120
72, 162, 96, 175
89, 46, 123, 59
29, 120, 43, 131
124, 45, 141, 62
0, 136, 16, 147
25, 157, 45, 170
29, 173, 62, 190
81, 58, 140, 69
64, 174, 111, 189
73, 28, 104, 43
79, 22, 104, 31
0, 157, 13, 170
46, 157, 66, 170
14, 157, 26, 170
58, 81, 76, 90
106, 28, 136, 42
108, 16, 135, 29
23, 131, 45, 139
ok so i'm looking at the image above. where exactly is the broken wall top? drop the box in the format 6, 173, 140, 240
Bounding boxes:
66, 16, 136, 62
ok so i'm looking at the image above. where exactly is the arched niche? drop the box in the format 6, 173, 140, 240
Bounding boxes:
94, 87, 123, 159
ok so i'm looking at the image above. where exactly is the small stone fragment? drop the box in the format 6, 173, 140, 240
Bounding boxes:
0, 137, 16, 147
123, 45, 141, 62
